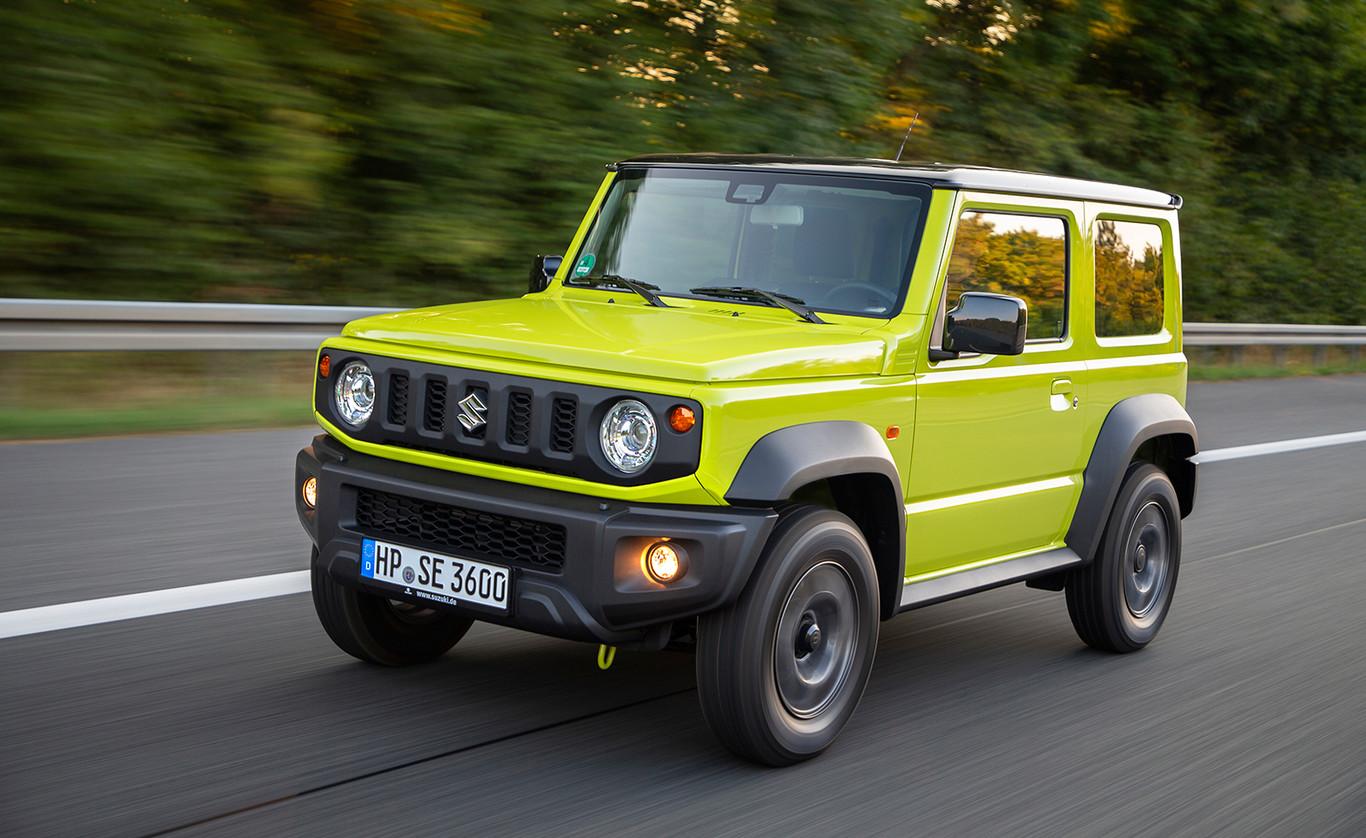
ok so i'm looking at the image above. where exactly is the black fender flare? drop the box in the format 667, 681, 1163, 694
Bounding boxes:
725, 421, 906, 619
1065, 394, 1198, 563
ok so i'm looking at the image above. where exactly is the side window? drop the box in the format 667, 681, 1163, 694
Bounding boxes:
1095, 219, 1165, 337
945, 211, 1067, 341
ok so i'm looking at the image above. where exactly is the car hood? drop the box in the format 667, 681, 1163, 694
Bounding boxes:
341, 296, 888, 382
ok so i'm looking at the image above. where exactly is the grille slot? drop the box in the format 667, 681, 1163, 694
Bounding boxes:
387, 373, 409, 426
423, 379, 447, 432
506, 391, 532, 446
550, 398, 577, 453
355, 487, 566, 572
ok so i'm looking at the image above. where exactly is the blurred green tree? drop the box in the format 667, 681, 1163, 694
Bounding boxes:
1, 0, 1364, 323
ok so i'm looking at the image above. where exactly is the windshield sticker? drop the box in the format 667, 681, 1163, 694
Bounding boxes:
728, 183, 767, 204
573, 253, 596, 277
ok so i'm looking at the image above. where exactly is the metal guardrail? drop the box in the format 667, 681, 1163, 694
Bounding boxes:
3, 297, 1366, 351
1182, 322, 1366, 346
0, 298, 400, 351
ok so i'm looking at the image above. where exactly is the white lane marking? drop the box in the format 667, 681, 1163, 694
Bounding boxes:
0, 571, 308, 639
4, 430, 1366, 640
1194, 430, 1366, 463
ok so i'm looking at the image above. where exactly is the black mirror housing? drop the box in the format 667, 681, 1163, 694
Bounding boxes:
528, 254, 562, 294
943, 292, 1028, 356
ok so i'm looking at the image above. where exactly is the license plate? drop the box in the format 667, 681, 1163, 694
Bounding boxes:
360, 538, 510, 612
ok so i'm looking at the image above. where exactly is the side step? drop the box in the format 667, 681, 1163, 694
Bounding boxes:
898, 547, 1083, 612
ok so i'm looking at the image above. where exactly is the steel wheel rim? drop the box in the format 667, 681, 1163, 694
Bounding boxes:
773, 560, 859, 719
1123, 500, 1170, 618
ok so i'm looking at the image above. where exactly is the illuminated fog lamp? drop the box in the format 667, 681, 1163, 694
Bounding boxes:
669, 405, 696, 434
318, 354, 331, 379
302, 476, 317, 508
645, 542, 686, 584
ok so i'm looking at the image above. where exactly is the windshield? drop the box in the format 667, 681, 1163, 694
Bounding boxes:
565, 168, 931, 317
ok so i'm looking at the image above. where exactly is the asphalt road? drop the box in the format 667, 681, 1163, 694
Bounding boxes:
3, 376, 1365, 837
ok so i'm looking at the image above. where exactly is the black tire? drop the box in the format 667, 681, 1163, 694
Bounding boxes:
311, 555, 473, 666
1066, 463, 1181, 653
696, 505, 879, 766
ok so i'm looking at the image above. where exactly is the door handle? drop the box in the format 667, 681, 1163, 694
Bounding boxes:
1050, 378, 1077, 411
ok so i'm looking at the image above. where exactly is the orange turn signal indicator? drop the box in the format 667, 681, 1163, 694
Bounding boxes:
669, 406, 696, 434
886, 425, 900, 440
318, 354, 331, 379
302, 476, 318, 508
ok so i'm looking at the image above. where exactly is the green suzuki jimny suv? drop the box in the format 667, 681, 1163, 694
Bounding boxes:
296, 154, 1197, 765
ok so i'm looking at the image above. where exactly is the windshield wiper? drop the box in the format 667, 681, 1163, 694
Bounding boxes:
580, 274, 671, 308
689, 286, 826, 324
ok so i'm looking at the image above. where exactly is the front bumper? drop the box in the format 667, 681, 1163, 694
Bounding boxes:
296, 434, 776, 646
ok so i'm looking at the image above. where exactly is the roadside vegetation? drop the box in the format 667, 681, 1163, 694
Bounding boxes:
0, 353, 314, 440
3, 1, 1366, 324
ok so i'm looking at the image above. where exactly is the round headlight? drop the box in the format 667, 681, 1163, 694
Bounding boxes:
334, 361, 375, 427
600, 399, 657, 474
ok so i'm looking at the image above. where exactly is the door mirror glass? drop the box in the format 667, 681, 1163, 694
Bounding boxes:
943, 292, 1028, 356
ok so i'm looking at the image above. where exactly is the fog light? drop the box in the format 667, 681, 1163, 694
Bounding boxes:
302, 476, 317, 508
646, 542, 685, 583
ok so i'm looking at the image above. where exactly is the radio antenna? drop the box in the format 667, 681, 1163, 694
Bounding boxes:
893, 112, 920, 162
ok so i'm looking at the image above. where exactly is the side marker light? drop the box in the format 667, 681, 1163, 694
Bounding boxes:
886, 425, 900, 440
302, 476, 317, 508
318, 355, 331, 379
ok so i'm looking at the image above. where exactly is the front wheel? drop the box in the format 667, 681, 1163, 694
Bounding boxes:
311, 555, 473, 666
696, 505, 879, 765
1066, 463, 1181, 653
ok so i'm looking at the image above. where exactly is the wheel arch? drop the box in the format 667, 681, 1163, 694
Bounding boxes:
725, 421, 906, 620
1066, 394, 1198, 564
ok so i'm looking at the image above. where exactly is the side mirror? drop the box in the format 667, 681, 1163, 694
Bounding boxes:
942, 292, 1027, 356
528, 254, 562, 293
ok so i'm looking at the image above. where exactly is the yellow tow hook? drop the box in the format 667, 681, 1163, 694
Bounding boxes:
597, 644, 617, 670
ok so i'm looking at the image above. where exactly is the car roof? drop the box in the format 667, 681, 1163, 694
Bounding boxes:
613, 153, 1182, 210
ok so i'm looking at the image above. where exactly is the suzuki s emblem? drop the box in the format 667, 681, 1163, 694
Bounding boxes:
457, 392, 488, 433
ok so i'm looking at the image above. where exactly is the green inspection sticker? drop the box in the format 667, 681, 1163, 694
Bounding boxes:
573, 253, 595, 276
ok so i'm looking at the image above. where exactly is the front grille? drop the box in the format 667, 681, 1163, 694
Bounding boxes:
316, 354, 702, 485
355, 487, 566, 572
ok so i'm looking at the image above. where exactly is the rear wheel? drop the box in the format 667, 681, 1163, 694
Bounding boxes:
1066, 463, 1181, 653
696, 505, 879, 765
311, 554, 473, 666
